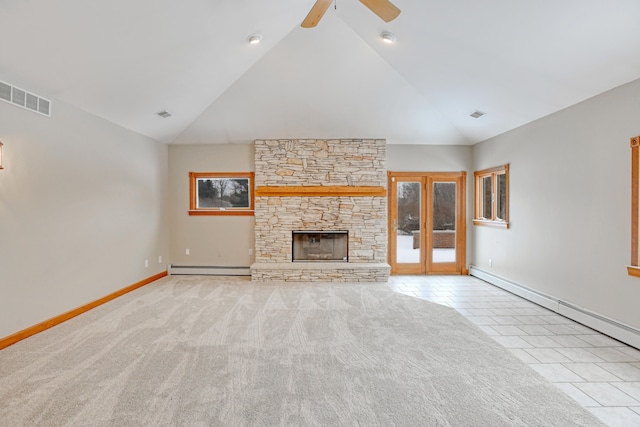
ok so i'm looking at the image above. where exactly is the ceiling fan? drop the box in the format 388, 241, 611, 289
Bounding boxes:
301, 0, 401, 28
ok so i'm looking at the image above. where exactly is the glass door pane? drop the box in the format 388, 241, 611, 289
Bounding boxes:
432, 182, 456, 264
396, 181, 421, 264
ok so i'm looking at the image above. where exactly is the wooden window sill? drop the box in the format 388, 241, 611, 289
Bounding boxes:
473, 219, 509, 229
188, 210, 254, 216
627, 266, 640, 278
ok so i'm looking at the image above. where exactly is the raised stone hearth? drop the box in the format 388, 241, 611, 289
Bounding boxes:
250, 139, 390, 282
250, 262, 390, 282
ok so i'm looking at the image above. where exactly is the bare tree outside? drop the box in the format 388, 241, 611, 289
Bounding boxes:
497, 173, 506, 220
482, 176, 492, 219
197, 178, 250, 208
432, 182, 456, 230
398, 182, 420, 234
397, 182, 456, 232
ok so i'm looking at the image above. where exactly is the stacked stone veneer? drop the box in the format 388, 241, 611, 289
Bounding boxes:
251, 139, 390, 282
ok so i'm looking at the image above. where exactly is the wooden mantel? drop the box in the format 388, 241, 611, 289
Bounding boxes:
255, 186, 386, 197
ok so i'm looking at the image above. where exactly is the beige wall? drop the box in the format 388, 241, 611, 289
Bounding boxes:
388, 144, 473, 173
168, 144, 254, 266
472, 78, 640, 329
0, 99, 169, 338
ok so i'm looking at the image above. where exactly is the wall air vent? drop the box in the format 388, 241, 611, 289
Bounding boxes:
0, 80, 51, 117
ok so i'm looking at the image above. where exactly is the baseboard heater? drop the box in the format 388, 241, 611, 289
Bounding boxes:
169, 265, 251, 276
469, 266, 640, 350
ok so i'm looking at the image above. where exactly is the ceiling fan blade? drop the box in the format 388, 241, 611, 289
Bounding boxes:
358, 0, 401, 22
301, 0, 333, 28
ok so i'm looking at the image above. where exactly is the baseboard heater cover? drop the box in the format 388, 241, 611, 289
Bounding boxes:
169, 265, 251, 276
469, 267, 559, 312
469, 266, 640, 350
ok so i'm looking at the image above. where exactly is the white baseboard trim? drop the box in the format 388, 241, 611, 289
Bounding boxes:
469, 267, 559, 312
469, 266, 640, 350
169, 265, 251, 276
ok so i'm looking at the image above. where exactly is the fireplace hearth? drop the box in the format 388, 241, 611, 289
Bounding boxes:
292, 231, 348, 262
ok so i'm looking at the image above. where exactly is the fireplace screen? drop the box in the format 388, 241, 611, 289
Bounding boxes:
292, 231, 348, 262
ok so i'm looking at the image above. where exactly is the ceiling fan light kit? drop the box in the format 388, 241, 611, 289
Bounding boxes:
302, 0, 401, 28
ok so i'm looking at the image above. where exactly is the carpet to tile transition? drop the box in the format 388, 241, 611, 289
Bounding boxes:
0, 276, 605, 426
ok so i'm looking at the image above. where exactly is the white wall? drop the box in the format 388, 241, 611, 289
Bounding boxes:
168, 144, 254, 267
0, 99, 169, 338
472, 78, 640, 330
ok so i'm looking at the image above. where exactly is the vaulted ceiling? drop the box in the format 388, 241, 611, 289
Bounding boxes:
1, 0, 639, 145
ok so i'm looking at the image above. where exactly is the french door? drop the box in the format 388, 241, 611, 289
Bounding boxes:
388, 172, 466, 275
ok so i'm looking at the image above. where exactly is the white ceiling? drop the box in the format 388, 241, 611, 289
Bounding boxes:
1, 0, 639, 145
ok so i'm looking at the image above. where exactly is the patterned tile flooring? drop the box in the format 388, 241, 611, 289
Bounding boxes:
388, 275, 640, 427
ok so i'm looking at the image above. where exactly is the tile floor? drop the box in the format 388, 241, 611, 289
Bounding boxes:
388, 274, 640, 427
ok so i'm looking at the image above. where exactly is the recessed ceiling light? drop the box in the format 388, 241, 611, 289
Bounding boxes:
470, 110, 486, 119
380, 31, 396, 44
156, 110, 172, 118
247, 34, 262, 44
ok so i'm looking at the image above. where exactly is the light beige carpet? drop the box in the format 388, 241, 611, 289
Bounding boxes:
0, 276, 605, 426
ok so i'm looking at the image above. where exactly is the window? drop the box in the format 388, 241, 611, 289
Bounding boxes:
189, 172, 254, 216
474, 164, 509, 228
629, 136, 640, 277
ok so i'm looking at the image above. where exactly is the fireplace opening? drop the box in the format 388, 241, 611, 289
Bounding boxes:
292, 231, 348, 262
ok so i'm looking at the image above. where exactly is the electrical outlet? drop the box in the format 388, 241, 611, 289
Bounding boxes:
186, 249, 190, 255
145, 259, 149, 268
489, 259, 493, 267
249, 249, 254, 255
158, 256, 162, 264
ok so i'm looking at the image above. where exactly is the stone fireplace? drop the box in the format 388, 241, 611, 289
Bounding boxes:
250, 139, 390, 282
